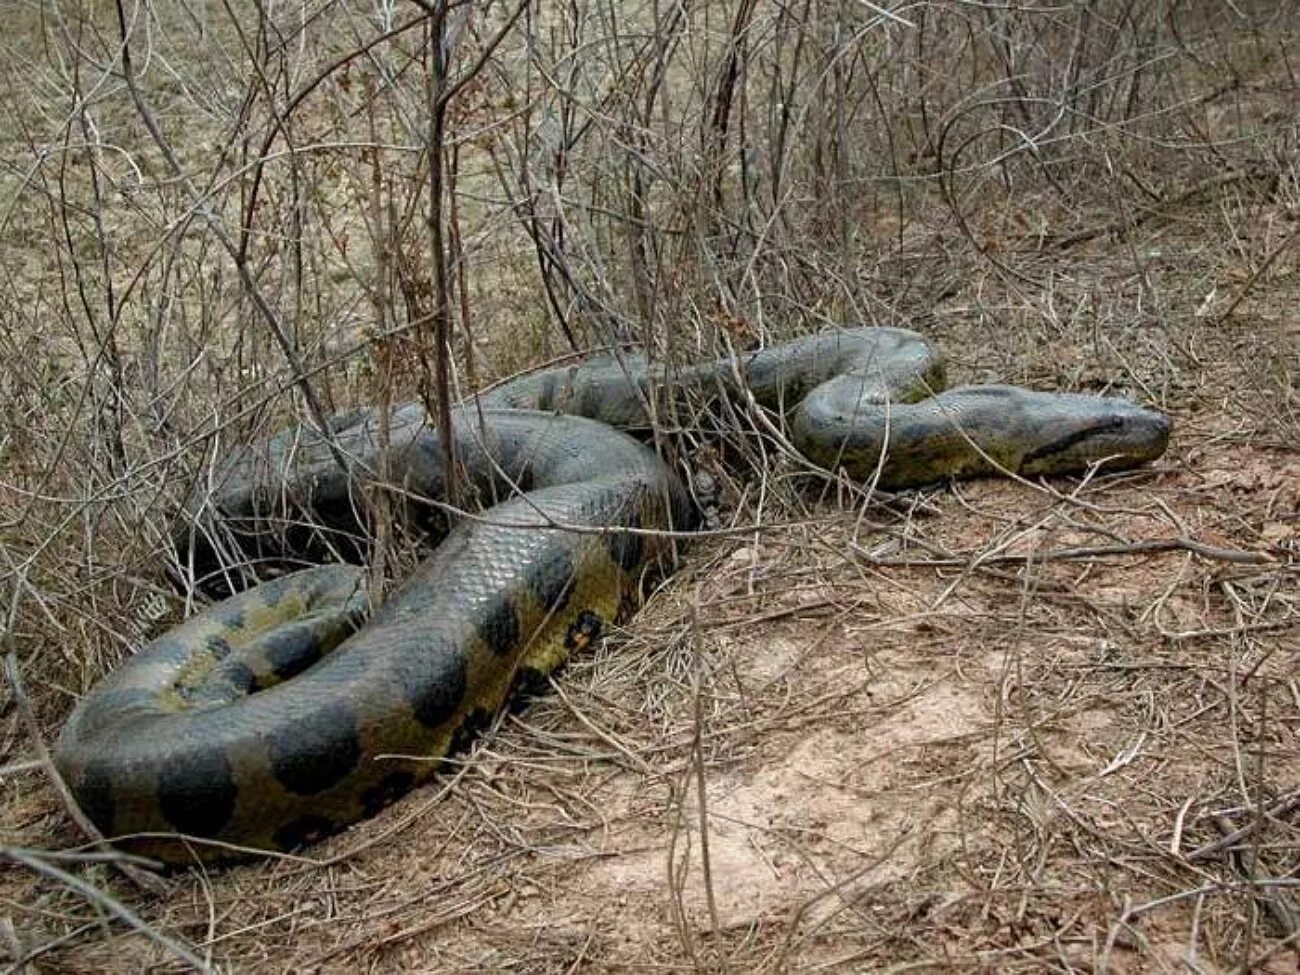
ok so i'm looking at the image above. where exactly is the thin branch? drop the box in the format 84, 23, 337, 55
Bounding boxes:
1, 848, 210, 973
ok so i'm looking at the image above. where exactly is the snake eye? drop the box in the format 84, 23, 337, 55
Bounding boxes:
1094, 414, 1127, 434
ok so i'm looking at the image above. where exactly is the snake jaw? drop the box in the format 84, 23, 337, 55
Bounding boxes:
1018, 399, 1172, 476
1116, 407, 1173, 463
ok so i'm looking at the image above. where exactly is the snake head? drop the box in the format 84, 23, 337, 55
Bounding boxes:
1019, 394, 1172, 476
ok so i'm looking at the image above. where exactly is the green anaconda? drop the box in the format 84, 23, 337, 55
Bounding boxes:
54, 327, 1171, 863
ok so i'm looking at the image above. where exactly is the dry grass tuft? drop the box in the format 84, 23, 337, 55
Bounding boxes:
2, 2, 1297, 972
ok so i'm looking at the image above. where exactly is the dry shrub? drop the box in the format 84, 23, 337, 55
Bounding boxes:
1, 1, 1295, 971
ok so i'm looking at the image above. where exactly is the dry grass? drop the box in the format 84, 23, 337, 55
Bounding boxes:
2, 1, 1298, 972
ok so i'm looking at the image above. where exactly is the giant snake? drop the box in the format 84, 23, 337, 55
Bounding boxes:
54, 327, 1171, 863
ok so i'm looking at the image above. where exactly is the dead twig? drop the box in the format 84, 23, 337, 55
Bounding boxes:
1, 848, 209, 972
856, 535, 1278, 567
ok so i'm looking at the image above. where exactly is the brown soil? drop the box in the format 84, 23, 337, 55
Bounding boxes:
1, 7, 1297, 973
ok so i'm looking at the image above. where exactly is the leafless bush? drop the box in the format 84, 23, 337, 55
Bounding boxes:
0, 1, 1295, 970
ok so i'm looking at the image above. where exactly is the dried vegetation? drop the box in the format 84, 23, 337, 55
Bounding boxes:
0, 1, 1297, 971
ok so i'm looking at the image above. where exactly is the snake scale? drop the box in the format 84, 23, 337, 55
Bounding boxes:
55, 327, 1171, 863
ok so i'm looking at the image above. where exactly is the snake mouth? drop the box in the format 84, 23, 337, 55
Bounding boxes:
1023, 405, 1172, 473
1106, 408, 1173, 464
1135, 409, 1173, 456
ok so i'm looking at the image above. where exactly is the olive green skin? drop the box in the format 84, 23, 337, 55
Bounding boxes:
481, 328, 1170, 488
54, 327, 1170, 864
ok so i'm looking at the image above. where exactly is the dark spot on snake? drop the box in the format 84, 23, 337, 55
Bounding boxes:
267, 702, 361, 795
361, 770, 416, 817
527, 546, 575, 613
218, 607, 246, 631
273, 815, 339, 851
478, 596, 521, 657
577, 381, 606, 417
74, 759, 116, 834
204, 634, 233, 660
491, 465, 535, 496
603, 525, 644, 572
158, 747, 237, 838
513, 665, 550, 703
564, 610, 603, 653
446, 707, 494, 759
221, 661, 259, 695
264, 628, 322, 681
325, 406, 372, 434
402, 640, 469, 728
413, 503, 451, 544
536, 372, 560, 410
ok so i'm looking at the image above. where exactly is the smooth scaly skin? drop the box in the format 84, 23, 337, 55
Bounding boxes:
55, 327, 1170, 863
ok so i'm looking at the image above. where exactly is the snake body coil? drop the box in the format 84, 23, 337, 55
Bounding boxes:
55, 328, 1170, 863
